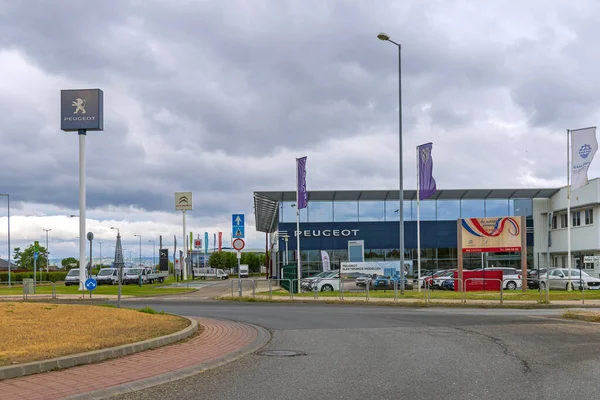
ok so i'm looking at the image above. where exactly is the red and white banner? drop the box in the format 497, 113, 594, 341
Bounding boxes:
218, 232, 223, 251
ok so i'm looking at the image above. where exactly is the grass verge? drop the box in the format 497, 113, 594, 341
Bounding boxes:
0, 277, 195, 297
259, 289, 594, 302
562, 310, 600, 323
0, 302, 190, 366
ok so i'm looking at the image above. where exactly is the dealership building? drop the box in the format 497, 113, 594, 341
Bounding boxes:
253, 179, 600, 277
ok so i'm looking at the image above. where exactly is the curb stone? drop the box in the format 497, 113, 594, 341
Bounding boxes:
0, 317, 198, 381
64, 321, 271, 400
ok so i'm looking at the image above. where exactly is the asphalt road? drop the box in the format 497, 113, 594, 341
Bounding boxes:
111, 288, 600, 400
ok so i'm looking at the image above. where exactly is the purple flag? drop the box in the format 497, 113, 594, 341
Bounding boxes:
417, 142, 437, 200
296, 156, 308, 209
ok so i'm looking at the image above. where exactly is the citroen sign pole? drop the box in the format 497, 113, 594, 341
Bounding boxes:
61, 89, 104, 290
175, 192, 193, 280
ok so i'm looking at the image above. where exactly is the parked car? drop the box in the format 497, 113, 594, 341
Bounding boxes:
95, 268, 119, 285
301, 271, 337, 290
539, 268, 600, 290
370, 275, 409, 291
526, 268, 547, 289
309, 272, 341, 292
477, 267, 522, 290
64, 268, 89, 286
441, 279, 454, 290
431, 270, 456, 289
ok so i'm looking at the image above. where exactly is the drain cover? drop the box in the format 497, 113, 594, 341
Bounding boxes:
256, 350, 306, 357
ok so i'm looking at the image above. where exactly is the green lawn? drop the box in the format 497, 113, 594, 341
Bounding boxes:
261, 289, 596, 302
0, 277, 195, 297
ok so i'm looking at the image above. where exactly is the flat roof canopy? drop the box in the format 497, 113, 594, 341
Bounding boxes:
253, 188, 559, 233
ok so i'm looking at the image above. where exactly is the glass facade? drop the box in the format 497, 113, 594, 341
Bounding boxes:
277, 198, 534, 273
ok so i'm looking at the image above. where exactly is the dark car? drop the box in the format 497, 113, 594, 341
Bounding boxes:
527, 269, 547, 289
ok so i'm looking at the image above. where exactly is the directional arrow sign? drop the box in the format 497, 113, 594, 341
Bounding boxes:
232, 214, 245, 239
85, 278, 97, 291
33, 251, 39, 261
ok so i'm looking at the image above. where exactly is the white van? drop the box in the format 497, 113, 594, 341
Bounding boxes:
96, 268, 119, 285
193, 267, 229, 280
64, 268, 88, 286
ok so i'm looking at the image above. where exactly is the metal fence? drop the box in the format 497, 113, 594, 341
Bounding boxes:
223, 276, 598, 305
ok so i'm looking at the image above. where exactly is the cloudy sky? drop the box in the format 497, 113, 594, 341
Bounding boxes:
1, 0, 599, 260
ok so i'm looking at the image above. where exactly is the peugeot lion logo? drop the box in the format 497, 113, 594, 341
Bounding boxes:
178, 196, 189, 205
72, 98, 87, 114
421, 148, 430, 163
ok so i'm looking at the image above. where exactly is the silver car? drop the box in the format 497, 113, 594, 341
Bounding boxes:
539, 268, 600, 291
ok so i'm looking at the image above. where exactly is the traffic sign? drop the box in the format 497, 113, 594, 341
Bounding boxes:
34, 241, 39, 252
87, 232, 94, 241
584, 256, 600, 263
85, 278, 97, 291
232, 214, 245, 239
232, 238, 245, 251
33, 251, 39, 261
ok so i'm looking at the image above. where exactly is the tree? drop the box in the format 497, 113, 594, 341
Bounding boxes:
224, 252, 237, 269
13, 244, 48, 271
61, 257, 79, 270
241, 253, 260, 272
208, 252, 226, 269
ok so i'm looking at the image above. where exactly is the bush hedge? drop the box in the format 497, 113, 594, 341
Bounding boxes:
0, 272, 68, 283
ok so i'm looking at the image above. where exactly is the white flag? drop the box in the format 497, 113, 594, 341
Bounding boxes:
321, 251, 331, 272
571, 127, 598, 191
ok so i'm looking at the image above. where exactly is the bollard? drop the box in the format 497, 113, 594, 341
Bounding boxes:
340, 279, 344, 301
500, 283, 504, 304
313, 284, 318, 300
252, 280, 256, 298
269, 280, 272, 300
366, 281, 370, 301
394, 280, 398, 302
231, 280, 234, 298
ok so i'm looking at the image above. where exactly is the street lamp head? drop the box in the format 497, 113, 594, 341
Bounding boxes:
377, 32, 390, 41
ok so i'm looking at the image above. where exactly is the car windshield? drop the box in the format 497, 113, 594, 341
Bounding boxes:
128, 268, 142, 275
98, 269, 114, 276
66, 269, 79, 276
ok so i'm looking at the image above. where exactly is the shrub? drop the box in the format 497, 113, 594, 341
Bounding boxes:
138, 307, 164, 315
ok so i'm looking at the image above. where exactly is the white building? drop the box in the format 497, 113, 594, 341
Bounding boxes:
533, 178, 600, 276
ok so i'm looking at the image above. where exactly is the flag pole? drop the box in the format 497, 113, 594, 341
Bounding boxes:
416, 146, 421, 292
296, 158, 301, 291
567, 129, 572, 291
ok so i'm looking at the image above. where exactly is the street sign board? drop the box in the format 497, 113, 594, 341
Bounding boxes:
34, 241, 39, 252
232, 238, 245, 251
584, 256, 600, 263
232, 213, 245, 238
159, 249, 169, 271
175, 192, 193, 211
87, 232, 94, 241
61, 89, 104, 132
34, 252, 39, 261
194, 239, 201, 249
85, 278, 97, 291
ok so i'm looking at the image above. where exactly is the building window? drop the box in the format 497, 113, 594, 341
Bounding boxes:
552, 215, 557, 230
585, 209, 594, 225
572, 211, 581, 227
583, 255, 595, 270
560, 214, 568, 228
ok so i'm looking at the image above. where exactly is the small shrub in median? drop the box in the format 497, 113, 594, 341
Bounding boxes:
0, 271, 67, 282
138, 307, 165, 315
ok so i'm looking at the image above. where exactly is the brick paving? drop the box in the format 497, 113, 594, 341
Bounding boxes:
0, 318, 259, 400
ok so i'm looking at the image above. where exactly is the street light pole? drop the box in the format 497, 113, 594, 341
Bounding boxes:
134, 234, 142, 266
378, 32, 405, 294
148, 240, 156, 269
98, 241, 103, 267
0, 194, 10, 287
43, 229, 51, 273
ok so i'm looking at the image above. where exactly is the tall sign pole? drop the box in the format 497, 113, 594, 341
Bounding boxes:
175, 192, 193, 280
61, 89, 103, 291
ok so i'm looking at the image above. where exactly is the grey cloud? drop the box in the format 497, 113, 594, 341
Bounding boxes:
1, 0, 599, 231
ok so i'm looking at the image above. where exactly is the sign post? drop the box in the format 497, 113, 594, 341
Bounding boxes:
85, 277, 97, 299
233, 238, 245, 297
61, 89, 104, 291
175, 192, 193, 280
33, 240, 39, 293
232, 214, 245, 239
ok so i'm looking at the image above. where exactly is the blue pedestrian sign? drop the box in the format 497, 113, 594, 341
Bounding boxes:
33, 251, 39, 261
85, 278, 97, 291
232, 213, 245, 239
